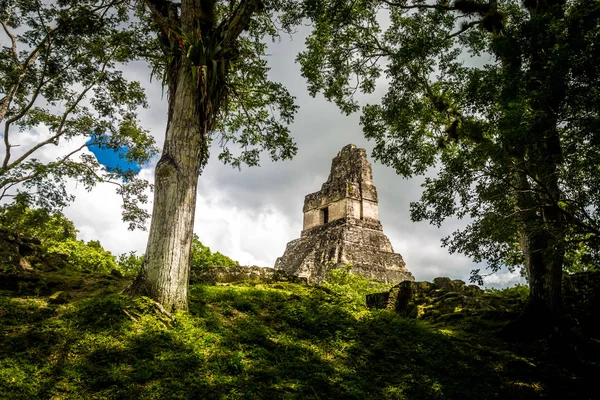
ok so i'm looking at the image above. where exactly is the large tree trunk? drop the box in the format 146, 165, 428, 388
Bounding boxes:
124, 0, 260, 312
126, 64, 204, 312
519, 131, 566, 332
499, 0, 568, 339
506, 164, 565, 339
521, 236, 564, 326
516, 215, 564, 334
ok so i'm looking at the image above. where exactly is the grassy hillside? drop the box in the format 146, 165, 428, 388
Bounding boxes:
1, 270, 598, 400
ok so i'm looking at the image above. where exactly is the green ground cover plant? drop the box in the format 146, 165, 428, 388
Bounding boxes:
1, 269, 597, 399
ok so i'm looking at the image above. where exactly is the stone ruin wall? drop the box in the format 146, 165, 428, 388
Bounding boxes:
189, 265, 307, 286
366, 272, 600, 333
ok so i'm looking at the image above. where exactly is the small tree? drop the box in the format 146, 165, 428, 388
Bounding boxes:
0, 0, 157, 228
290, 0, 600, 335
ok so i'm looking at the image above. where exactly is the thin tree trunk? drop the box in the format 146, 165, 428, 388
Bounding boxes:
125, 63, 204, 312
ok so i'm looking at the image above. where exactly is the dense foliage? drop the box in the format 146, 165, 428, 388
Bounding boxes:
44, 238, 118, 275
0, 200, 120, 274
116, 251, 145, 277
0, 196, 76, 243
288, 0, 600, 325
323, 264, 392, 311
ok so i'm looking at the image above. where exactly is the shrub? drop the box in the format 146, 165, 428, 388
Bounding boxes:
0, 200, 120, 275
112, 235, 238, 278
0, 198, 77, 243
117, 251, 144, 276
323, 264, 392, 311
190, 234, 239, 269
46, 239, 118, 274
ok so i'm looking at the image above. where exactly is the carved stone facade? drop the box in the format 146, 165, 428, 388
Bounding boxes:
274, 144, 414, 284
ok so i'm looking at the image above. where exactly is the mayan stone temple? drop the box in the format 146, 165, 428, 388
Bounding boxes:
274, 144, 414, 284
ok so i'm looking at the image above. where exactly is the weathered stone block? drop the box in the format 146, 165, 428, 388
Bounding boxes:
367, 277, 489, 320
432, 277, 454, 291
1, 228, 41, 272
366, 292, 390, 309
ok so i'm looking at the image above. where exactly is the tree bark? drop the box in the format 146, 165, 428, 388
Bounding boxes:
505, 181, 565, 339
514, 194, 564, 336
125, 61, 204, 312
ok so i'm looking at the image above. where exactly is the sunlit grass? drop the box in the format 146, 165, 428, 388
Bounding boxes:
0, 273, 596, 399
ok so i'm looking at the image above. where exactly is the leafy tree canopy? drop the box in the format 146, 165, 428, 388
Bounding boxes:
287, 0, 600, 282
131, 0, 301, 170
0, 0, 158, 229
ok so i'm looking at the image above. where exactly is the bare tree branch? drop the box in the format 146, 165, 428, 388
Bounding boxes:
220, 0, 263, 45
0, 26, 58, 168
0, 17, 18, 59
0, 141, 96, 192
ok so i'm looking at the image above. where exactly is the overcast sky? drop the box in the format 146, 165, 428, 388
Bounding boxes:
3, 21, 524, 288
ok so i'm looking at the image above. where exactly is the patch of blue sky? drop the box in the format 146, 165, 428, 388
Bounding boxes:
86, 135, 142, 176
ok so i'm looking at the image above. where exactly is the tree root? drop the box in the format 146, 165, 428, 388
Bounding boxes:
122, 291, 176, 326
150, 299, 175, 323
122, 309, 138, 322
